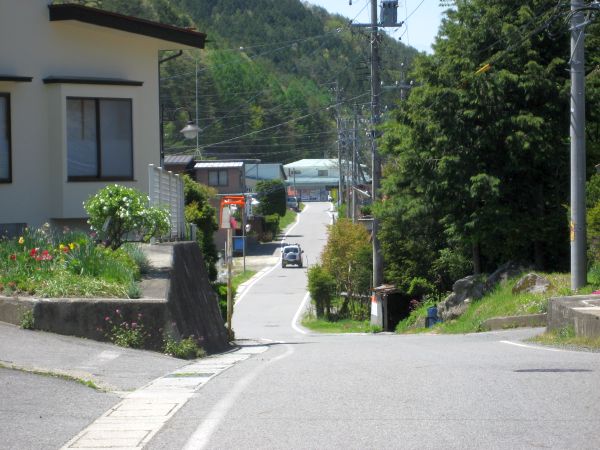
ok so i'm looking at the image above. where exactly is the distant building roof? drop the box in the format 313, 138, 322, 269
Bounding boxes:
245, 163, 287, 181
164, 155, 195, 165
195, 161, 244, 169
284, 159, 340, 169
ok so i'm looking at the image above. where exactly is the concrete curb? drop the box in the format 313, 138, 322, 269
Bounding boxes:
548, 295, 600, 338
481, 313, 547, 331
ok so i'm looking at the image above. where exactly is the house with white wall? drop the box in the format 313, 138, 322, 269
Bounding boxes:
283, 159, 341, 201
0, 1, 206, 234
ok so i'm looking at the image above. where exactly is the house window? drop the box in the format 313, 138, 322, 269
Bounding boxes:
317, 170, 328, 177
208, 169, 228, 186
67, 97, 133, 180
0, 94, 11, 182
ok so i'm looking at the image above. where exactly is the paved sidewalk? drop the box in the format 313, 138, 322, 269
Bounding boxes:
0, 321, 187, 392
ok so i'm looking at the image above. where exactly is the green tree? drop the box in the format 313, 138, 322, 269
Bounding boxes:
320, 218, 372, 319
256, 179, 286, 217
378, 0, 584, 292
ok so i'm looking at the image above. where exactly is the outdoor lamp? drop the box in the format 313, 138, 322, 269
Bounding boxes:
180, 121, 200, 140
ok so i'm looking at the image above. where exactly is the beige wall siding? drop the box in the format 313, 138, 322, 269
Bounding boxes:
0, 0, 188, 227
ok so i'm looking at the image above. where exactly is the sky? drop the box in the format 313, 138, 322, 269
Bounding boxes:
305, 0, 446, 53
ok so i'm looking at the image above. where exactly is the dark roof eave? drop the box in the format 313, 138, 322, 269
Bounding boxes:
48, 4, 206, 49
43, 76, 143, 86
0, 75, 33, 82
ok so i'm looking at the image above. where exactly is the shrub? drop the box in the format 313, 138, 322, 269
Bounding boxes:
183, 175, 218, 281
20, 310, 34, 330
407, 277, 435, 298
307, 264, 336, 319
163, 336, 206, 359
263, 214, 280, 239
103, 309, 148, 348
214, 282, 236, 320
84, 184, 170, 250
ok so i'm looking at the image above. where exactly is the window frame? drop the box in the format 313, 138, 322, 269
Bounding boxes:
317, 169, 328, 177
66, 96, 133, 182
0, 93, 12, 183
207, 169, 228, 187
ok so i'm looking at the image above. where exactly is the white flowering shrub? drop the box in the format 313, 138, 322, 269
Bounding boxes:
84, 184, 170, 250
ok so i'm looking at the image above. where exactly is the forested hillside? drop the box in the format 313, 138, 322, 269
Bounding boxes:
57, 0, 418, 163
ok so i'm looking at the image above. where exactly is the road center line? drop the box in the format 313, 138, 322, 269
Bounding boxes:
183, 344, 295, 450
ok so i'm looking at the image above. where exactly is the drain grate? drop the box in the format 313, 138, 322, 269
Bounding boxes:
514, 369, 592, 373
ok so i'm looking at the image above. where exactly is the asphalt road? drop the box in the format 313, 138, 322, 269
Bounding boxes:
147, 202, 600, 449
3, 203, 599, 449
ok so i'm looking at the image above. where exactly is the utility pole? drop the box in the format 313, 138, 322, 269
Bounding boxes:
370, 0, 383, 289
352, 108, 358, 223
570, 0, 587, 290
335, 81, 344, 210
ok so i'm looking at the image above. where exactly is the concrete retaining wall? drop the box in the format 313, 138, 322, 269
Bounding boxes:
548, 295, 600, 339
481, 313, 547, 331
0, 242, 230, 354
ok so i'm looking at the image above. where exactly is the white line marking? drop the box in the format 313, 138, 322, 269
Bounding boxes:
292, 292, 310, 335
183, 344, 295, 450
499, 340, 567, 353
235, 206, 306, 306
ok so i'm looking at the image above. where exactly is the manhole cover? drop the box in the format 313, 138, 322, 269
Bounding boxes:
514, 369, 592, 373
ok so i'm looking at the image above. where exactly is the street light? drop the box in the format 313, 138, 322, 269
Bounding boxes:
160, 106, 201, 167
180, 121, 201, 140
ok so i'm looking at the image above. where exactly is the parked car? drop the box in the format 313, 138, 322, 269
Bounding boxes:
287, 196, 299, 211
281, 243, 303, 268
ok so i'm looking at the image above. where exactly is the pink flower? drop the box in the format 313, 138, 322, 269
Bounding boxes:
115, 309, 121, 314
131, 322, 137, 329
29, 248, 38, 257
105, 316, 110, 321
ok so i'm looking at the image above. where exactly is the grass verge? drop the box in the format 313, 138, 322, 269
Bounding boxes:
0, 362, 102, 390
396, 272, 590, 335
528, 326, 600, 351
279, 209, 298, 231
301, 317, 379, 333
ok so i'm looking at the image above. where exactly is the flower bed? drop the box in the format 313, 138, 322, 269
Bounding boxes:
0, 225, 143, 298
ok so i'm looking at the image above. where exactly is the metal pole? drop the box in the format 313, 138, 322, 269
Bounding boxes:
242, 203, 246, 273
570, 0, 587, 290
352, 109, 358, 223
371, 0, 383, 289
226, 226, 233, 338
195, 55, 199, 158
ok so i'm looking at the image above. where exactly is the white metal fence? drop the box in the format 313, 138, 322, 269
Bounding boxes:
148, 164, 185, 240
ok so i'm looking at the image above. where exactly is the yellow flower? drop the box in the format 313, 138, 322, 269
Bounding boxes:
59, 244, 66, 251
69, 242, 76, 250
18, 237, 24, 245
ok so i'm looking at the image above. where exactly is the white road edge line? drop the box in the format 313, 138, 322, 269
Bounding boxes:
292, 292, 311, 335
499, 340, 568, 352
183, 344, 295, 450
235, 204, 308, 306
